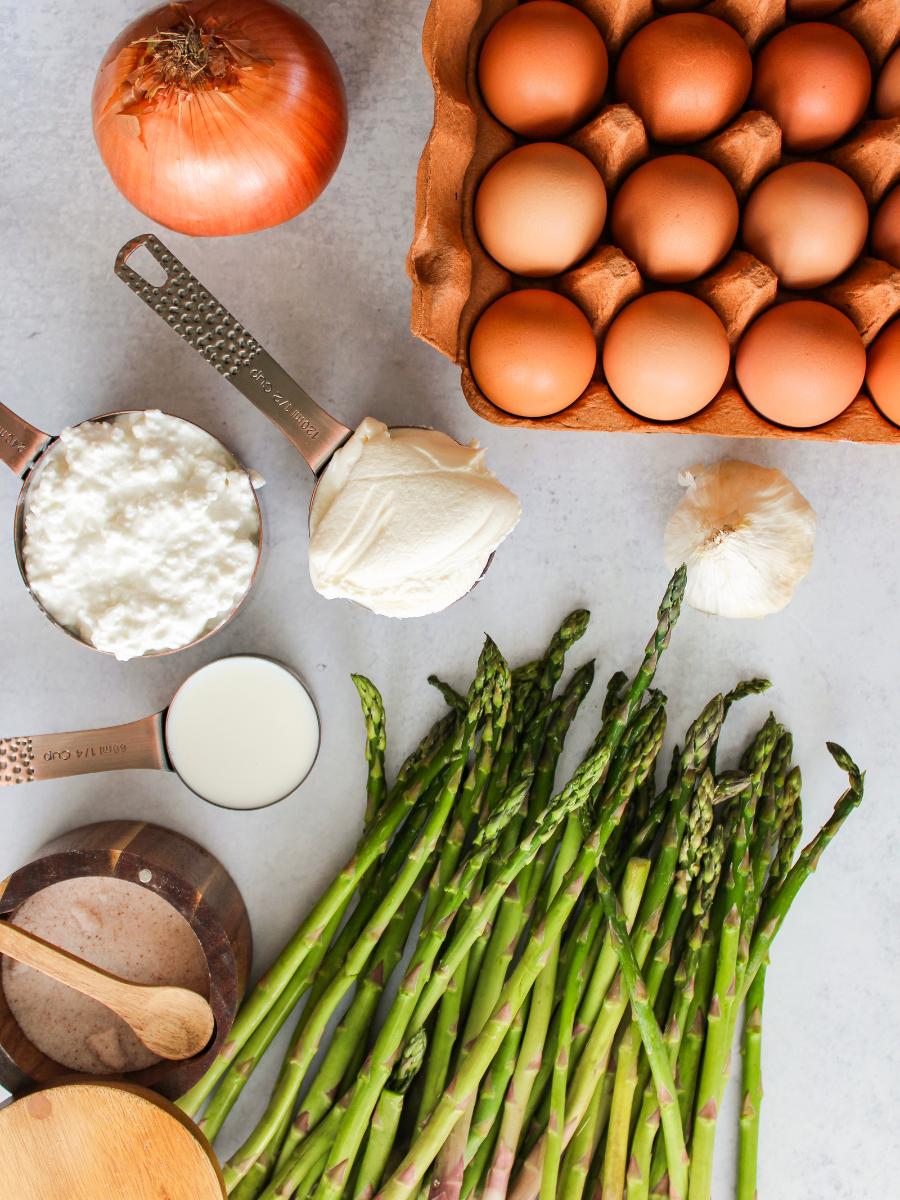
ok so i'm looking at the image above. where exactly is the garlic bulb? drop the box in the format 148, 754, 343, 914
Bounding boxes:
664, 460, 816, 619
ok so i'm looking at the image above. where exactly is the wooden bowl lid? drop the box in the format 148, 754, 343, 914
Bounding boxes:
0, 1080, 225, 1199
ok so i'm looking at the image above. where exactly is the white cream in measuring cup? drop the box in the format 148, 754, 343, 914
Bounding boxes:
0, 655, 320, 811
164, 656, 320, 809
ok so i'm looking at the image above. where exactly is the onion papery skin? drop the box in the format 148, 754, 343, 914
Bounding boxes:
92, 0, 348, 236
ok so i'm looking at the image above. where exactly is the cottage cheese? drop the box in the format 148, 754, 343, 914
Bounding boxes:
23, 410, 260, 659
308, 417, 521, 617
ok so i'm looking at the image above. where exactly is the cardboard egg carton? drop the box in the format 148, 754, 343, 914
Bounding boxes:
408, 0, 900, 441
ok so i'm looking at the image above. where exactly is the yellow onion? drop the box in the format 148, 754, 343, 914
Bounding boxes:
92, 0, 347, 236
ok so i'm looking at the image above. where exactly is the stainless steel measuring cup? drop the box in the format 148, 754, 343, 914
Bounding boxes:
0, 405, 263, 656
114, 235, 496, 589
0, 655, 320, 811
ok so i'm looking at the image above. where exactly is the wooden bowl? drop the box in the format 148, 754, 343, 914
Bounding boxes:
0, 821, 251, 1100
0, 1080, 226, 1199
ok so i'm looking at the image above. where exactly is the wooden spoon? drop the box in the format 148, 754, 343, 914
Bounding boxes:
0, 920, 215, 1061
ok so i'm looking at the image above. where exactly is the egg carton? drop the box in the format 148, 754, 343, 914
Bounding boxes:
408, 0, 900, 441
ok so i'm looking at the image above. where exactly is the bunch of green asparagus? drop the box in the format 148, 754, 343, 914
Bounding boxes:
177, 567, 864, 1200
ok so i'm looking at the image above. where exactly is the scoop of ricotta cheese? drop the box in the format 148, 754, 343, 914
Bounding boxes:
23, 410, 260, 659
307, 418, 521, 618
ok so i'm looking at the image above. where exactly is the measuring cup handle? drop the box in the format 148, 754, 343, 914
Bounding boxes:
0, 401, 51, 479
0, 714, 167, 789
115, 234, 353, 476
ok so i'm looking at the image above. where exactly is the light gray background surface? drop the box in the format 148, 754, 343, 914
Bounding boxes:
1, 2, 898, 1195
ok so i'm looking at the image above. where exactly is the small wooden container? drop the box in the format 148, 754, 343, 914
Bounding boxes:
0, 821, 251, 1100
0, 1080, 226, 1199
410, 0, 900, 442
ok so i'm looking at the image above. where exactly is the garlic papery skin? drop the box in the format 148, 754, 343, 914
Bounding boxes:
663, 460, 816, 619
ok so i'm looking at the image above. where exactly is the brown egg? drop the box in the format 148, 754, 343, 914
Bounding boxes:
470, 290, 597, 417
615, 15, 752, 144
742, 162, 869, 288
866, 319, 900, 425
872, 186, 900, 268
752, 24, 871, 152
788, 0, 849, 16
875, 47, 900, 118
478, 1, 608, 138
736, 301, 866, 427
611, 155, 738, 283
475, 144, 607, 277
602, 292, 730, 420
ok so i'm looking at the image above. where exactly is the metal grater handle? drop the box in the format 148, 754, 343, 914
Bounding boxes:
115, 235, 352, 476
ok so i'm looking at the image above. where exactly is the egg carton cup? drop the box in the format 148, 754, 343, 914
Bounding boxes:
408, 0, 900, 441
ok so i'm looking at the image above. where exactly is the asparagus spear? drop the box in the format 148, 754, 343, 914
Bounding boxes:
352, 675, 388, 823
748, 733, 793, 900
557, 1073, 611, 1200
261, 1096, 349, 1200
425, 663, 597, 1196
280, 854, 434, 1171
354, 1031, 428, 1200
737, 767, 802, 1200
428, 675, 467, 713
723, 678, 772, 711
540, 902, 601, 1200
602, 765, 742, 1200
686, 718, 780, 1200
427, 658, 511, 918
743, 744, 861, 999
603, 671, 629, 719
460, 1007, 526, 1200
595, 867, 688, 1200
627, 827, 727, 1200
736, 972, 764, 1200
546, 861, 652, 1200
